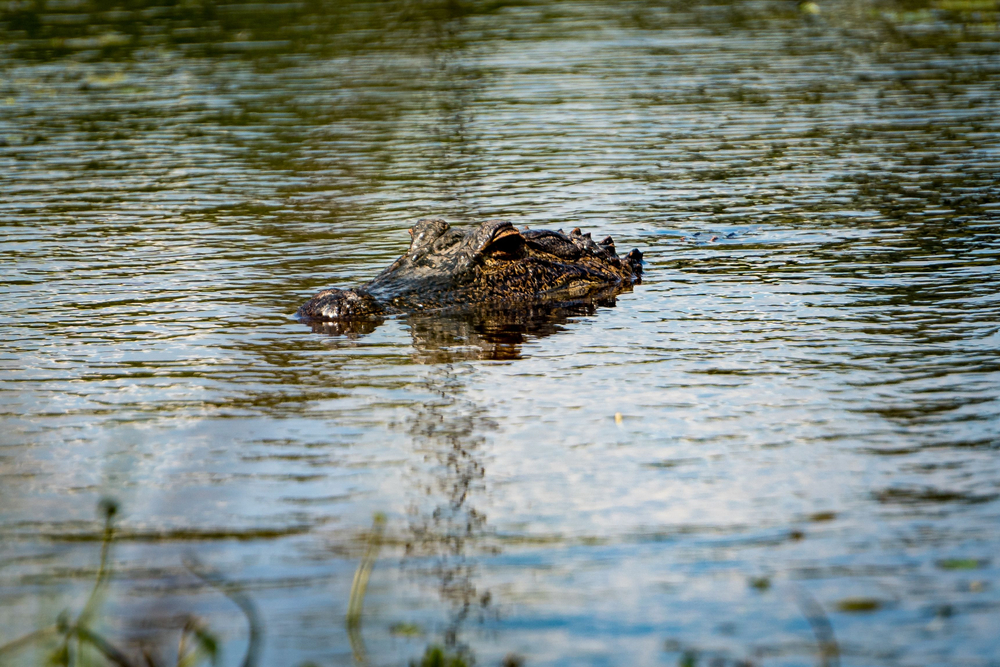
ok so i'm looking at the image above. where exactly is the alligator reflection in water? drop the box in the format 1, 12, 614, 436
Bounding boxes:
398, 368, 500, 654
309, 291, 627, 361
411, 295, 624, 362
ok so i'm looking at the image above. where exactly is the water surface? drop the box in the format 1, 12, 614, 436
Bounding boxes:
2, 0, 1000, 665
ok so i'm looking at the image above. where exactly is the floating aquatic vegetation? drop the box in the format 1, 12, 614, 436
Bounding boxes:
937, 558, 986, 570
835, 597, 882, 613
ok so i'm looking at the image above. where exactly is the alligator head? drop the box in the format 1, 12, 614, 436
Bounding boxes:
297, 218, 643, 331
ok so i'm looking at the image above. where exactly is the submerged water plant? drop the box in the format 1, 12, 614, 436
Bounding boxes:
410, 645, 469, 667
0, 498, 141, 666
0, 499, 231, 667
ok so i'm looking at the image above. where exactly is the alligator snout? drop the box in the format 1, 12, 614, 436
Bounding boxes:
298, 288, 384, 322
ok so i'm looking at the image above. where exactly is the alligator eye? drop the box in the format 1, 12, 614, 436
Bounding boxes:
483, 226, 524, 257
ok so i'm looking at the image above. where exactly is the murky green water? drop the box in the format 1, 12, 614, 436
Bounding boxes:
2, 0, 1000, 665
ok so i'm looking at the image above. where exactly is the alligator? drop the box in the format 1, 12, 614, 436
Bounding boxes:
297, 218, 643, 334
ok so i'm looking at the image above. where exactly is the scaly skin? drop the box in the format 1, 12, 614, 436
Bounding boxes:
297, 218, 643, 325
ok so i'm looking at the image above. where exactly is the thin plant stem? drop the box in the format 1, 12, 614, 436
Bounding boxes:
346, 513, 386, 666
79, 498, 119, 627
184, 557, 262, 667
346, 514, 386, 628
0, 625, 59, 658
796, 589, 841, 667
